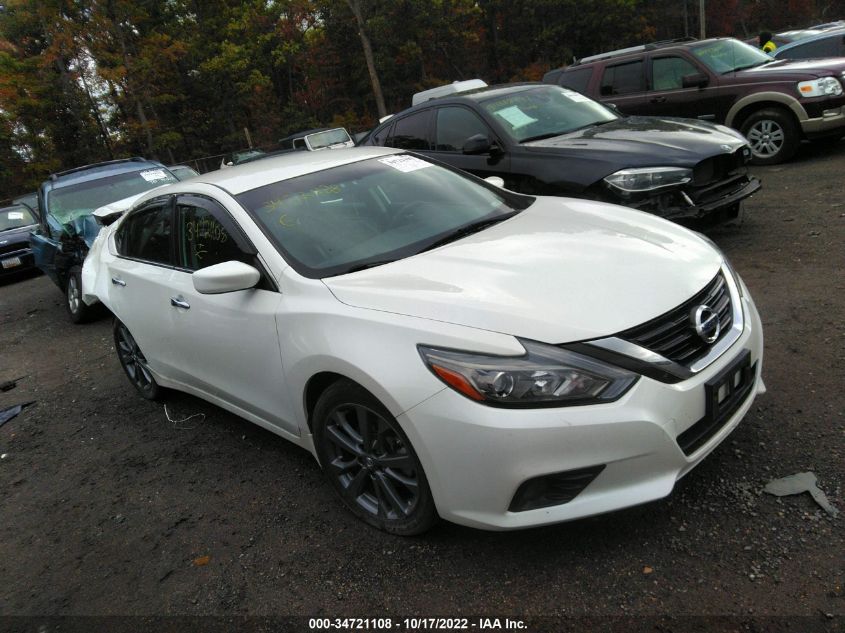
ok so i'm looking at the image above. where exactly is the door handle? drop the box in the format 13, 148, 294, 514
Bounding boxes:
650, 96, 667, 103
111, 277, 126, 286
170, 296, 190, 309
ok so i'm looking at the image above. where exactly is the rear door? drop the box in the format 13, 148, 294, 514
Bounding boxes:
597, 58, 650, 114
107, 197, 180, 377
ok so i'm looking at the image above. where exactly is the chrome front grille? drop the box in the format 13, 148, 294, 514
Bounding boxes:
619, 272, 732, 367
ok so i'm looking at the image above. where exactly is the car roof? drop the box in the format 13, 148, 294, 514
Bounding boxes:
185, 146, 401, 195
45, 158, 167, 190
774, 27, 845, 54
569, 37, 734, 67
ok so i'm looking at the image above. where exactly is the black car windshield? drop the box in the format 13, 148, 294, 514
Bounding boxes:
0, 205, 37, 231
47, 167, 177, 225
691, 39, 773, 73
479, 85, 617, 143
237, 154, 532, 278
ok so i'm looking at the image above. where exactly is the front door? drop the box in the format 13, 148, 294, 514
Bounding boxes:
164, 195, 296, 435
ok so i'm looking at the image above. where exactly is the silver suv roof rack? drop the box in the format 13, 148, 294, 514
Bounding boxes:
575, 37, 698, 65
411, 79, 488, 106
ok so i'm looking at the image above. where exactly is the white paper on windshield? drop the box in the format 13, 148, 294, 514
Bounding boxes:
561, 88, 590, 103
378, 155, 432, 173
494, 105, 538, 129
140, 169, 169, 182
6, 211, 24, 220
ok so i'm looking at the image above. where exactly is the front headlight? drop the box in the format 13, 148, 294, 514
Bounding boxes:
604, 167, 692, 194
797, 77, 843, 98
419, 340, 638, 407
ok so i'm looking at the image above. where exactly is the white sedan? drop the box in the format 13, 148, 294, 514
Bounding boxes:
82, 147, 765, 534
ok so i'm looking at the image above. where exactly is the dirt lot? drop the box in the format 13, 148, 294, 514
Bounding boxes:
0, 140, 843, 630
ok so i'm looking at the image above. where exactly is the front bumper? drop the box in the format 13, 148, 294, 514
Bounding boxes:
0, 248, 36, 276
399, 291, 764, 530
801, 105, 845, 137
623, 176, 761, 223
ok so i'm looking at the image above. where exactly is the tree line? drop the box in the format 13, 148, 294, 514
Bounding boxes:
0, 0, 840, 195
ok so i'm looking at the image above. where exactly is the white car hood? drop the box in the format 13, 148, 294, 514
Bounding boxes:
92, 192, 147, 223
324, 198, 723, 344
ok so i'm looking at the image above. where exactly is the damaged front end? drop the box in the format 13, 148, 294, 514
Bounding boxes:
603, 147, 761, 224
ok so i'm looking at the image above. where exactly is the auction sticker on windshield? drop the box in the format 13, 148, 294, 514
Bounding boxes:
6, 211, 24, 220
494, 105, 538, 129
378, 155, 432, 172
140, 169, 171, 182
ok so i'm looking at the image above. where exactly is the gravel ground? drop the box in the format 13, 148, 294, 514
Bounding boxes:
0, 140, 842, 631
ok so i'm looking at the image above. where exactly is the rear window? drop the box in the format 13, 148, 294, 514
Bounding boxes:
0, 205, 37, 231
559, 67, 593, 93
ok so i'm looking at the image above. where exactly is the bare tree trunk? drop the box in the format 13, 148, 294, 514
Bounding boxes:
76, 55, 114, 158
345, 0, 387, 118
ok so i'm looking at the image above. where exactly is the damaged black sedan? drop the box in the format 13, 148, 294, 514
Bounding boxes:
359, 83, 760, 224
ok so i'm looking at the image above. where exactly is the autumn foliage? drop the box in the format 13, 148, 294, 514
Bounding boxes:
0, 0, 842, 195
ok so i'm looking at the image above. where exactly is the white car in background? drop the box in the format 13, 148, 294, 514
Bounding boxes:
83, 147, 765, 534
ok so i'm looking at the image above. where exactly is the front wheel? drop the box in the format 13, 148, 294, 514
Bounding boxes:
65, 266, 96, 323
740, 108, 800, 165
313, 380, 437, 535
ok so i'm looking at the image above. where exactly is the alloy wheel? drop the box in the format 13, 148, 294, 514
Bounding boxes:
323, 404, 420, 520
115, 323, 155, 392
746, 119, 785, 159
67, 275, 80, 314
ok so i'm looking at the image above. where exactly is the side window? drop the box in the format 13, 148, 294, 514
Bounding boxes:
559, 67, 593, 93
116, 203, 173, 265
386, 110, 433, 150
600, 60, 645, 96
779, 37, 840, 59
434, 107, 491, 151
369, 122, 393, 146
652, 56, 701, 91
176, 202, 247, 271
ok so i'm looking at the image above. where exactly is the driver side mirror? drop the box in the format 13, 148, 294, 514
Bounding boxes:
463, 134, 494, 155
193, 261, 260, 294
682, 72, 709, 88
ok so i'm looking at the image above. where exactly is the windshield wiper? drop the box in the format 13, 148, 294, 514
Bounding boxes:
725, 60, 773, 74
521, 119, 615, 143
342, 259, 398, 274
419, 213, 516, 253
520, 131, 569, 143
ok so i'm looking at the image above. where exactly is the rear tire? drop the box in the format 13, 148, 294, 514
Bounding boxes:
113, 319, 162, 401
313, 379, 437, 535
740, 108, 800, 165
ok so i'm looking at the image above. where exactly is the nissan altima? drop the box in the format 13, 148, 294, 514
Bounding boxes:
82, 147, 765, 534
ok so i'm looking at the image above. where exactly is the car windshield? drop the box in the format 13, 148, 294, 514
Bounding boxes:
236, 154, 532, 278
691, 39, 774, 73
0, 205, 37, 231
47, 167, 177, 226
479, 85, 618, 143
307, 129, 352, 149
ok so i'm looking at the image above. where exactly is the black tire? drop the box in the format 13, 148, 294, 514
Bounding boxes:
313, 379, 437, 535
113, 319, 162, 401
65, 266, 95, 324
740, 108, 800, 165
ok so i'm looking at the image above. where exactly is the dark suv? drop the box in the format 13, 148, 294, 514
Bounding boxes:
360, 82, 759, 224
31, 157, 178, 322
544, 37, 845, 164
